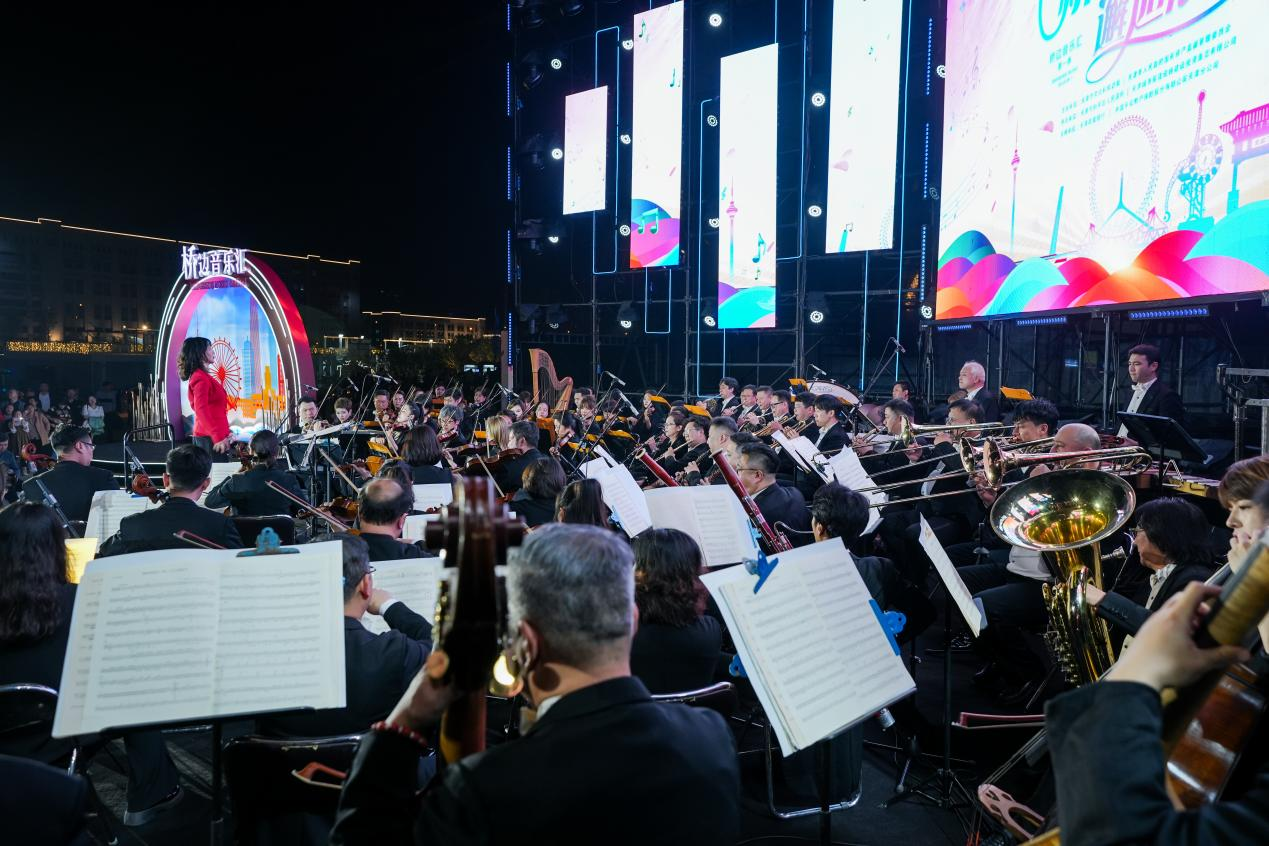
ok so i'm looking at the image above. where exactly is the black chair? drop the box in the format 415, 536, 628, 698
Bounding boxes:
232, 515, 296, 547
651, 681, 737, 718
222, 733, 367, 846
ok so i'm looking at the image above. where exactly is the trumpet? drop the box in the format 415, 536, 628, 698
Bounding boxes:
755, 413, 795, 438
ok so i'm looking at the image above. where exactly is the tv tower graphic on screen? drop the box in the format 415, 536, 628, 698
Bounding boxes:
248, 305, 263, 397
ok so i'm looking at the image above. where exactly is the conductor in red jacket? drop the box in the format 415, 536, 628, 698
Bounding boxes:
179, 336, 236, 458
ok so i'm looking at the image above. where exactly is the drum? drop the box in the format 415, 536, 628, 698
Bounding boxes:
806, 380, 860, 406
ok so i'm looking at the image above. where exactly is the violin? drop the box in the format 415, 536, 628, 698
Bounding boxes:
234, 442, 253, 472
130, 472, 169, 504
19, 442, 56, 471
321, 496, 359, 523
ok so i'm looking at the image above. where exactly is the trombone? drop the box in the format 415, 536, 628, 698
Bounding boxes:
895, 416, 1016, 447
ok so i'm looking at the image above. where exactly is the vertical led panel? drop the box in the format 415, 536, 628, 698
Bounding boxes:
718, 44, 779, 329
563, 86, 608, 214
824, 0, 903, 254
629, 1, 684, 267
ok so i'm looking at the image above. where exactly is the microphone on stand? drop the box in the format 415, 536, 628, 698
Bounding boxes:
890, 337, 907, 354
808, 364, 828, 377
602, 370, 627, 387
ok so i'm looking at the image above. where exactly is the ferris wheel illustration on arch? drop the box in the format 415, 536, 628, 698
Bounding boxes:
208, 337, 242, 399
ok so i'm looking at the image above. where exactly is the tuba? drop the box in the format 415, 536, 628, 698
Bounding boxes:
990, 468, 1136, 687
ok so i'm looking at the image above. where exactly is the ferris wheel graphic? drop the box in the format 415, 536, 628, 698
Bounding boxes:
209, 338, 242, 399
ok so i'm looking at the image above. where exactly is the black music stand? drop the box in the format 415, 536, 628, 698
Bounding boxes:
1118, 412, 1211, 488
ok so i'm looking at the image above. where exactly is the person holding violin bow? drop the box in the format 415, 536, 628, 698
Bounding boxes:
399, 425, 453, 484
101, 445, 242, 556
485, 420, 542, 496
205, 429, 309, 517
550, 411, 586, 468
436, 406, 467, 449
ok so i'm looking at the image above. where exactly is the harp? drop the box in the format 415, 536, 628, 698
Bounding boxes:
528, 348, 574, 414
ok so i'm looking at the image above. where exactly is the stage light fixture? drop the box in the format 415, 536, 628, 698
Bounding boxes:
619, 224, 631, 236
620, 133, 631, 144
708, 218, 720, 228
545, 306, 568, 329
706, 114, 718, 127
550, 57, 564, 70
708, 13, 723, 27
806, 293, 829, 326
520, 51, 545, 89
522, 1, 546, 28
547, 235, 560, 244
703, 315, 717, 327
622, 38, 634, 50
936, 64, 946, 78
550, 147, 564, 160
807, 204, 823, 218
618, 302, 636, 330
920, 304, 934, 319
811, 92, 826, 107
809, 310, 825, 324
560, 0, 585, 17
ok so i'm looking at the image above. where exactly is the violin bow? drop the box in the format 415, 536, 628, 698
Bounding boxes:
317, 446, 363, 492
266, 480, 352, 532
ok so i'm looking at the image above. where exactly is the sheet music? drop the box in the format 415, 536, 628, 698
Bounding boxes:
828, 449, 884, 533
198, 463, 241, 509
412, 483, 454, 512
53, 542, 345, 738
644, 486, 758, 567
402, 513, 440, 541
771, 431, 815, 474
360, 559, 444, 634
919, 516, 984, 636
582, 463, 652, 538
790, 436, 834, 483
579, 457, 612, 480
702, 538, 916, 755
86, 490, 160, 540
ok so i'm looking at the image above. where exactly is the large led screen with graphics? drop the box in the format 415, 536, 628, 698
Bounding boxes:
718, 44, 779, 329
563, 86, 608, 215
936, 0, 1269, 320
630, 1, 684, 268
824, 0, 903, 254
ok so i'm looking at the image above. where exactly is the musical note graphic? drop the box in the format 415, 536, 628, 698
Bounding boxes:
752, 234, 766, 263
669, 68, 677, 88
638, 20, 647, 40
637, 208, 660, 235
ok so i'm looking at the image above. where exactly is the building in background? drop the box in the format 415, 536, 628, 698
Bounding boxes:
362, 310, 486, 345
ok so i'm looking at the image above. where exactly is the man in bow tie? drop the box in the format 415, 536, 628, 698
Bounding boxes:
1117, 343, 1184, 438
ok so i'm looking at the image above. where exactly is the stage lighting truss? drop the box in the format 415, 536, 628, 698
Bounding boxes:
708, 13, 723, 27
810, 92, 826, 107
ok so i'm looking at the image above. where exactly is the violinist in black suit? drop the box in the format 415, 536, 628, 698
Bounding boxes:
330, 524, 740, 846
509, 457, 566, 528
399, 425, 454, 484
736, 443, 811, 543
99, 445, 243, 554
21, 425, 117, 525
958, 360, 999, 424
491, 420, 544, 496
1117, 343, 1185, 438
357, 479, 435, 561
205, 429, 308, 517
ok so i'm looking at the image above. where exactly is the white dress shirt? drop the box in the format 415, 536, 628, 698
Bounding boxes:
1117, 378, 1156, 438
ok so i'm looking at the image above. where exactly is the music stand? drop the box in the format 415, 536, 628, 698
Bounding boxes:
1118, 411, 1209, 463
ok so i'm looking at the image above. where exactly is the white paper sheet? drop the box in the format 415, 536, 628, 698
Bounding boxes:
402, 513, 440, 541
412, 483, 455, 512
644, 486, 758, 567
86, 490, 161, 540
53, 542, 346, 738
919, 515, 984, 636
360, 558, 444, 634
828, 449, 884, 533
701, 538, 915, 755
582, 462, 652, 538
198, 463, 243, 510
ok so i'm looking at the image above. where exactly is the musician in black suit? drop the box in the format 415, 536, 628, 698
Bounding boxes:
205, 429, 308, 517
399, 425, 454, 484
491, 420, 544, 495
99, 445, 243, 555
669, 417, 713, 481
737, 443, 811, 543
789, 391, 819, 442
357, 479, 434, 561
330, 524, 741, 846
260, 535, 433, 738
509, 457, 566, 528
1117, 343, 1185, 438
21, 425, 117, 525
0, 503, 182, 826
958, 360, 999, 423
715, 376, 741, 417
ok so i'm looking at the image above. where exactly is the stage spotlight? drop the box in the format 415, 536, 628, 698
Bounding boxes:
545, 306, 568, 329
561, 0, 586, 17
520, 51, 545, 90
519, 133, 547, 170
708, 12, 723, 27
920, 304, 934, 319
547, 235, 560, 244
706, 114, 718, 127
708, 218, 720, 228
522, 1, 547, 28
622, 38, 634, 50
550, 147, 564, 160
618, 302, 636, 330
811, 92, 826, 107
619, 224, 632, 236
936, 64, 947, 78
809, 310, 825, 324
550, 57, 564, 70
703, 315, 717, 327
807, 204, 823, 218
620, 133, 631, 144
807, 293, 829, 325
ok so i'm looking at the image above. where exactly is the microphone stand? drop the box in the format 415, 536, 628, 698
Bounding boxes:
34, 478, 80, 538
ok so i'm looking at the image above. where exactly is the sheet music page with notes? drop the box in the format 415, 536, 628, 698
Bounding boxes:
53, 542, 345, 738
701, 538, 915, 755
644, 486, 758, 567
919, 516, 984, 636
789, 435, 834, 483
86, 490, 161, 540
402, 514, 439, 541
198, 463, 241, 510
360, 559, 444, 634
828, 449, 884, 533
412, 483, 454, 512
582, 463, 652, 538
771, 431, 815, 474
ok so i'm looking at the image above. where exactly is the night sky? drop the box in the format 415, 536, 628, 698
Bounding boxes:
0, 9, 506, 318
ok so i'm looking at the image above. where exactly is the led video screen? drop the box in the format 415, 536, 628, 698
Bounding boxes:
824, 0, 903, 254
937, 0, 1269, 320
630, 1, 684, 268
718, 44, 779, 329
563, 86, 608, 215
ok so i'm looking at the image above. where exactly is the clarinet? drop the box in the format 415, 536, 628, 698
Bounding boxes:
708, 448, 793, 553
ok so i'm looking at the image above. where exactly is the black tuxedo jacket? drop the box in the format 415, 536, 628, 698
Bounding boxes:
754, 482, 811, 540
259, 601, 432, 738
630, 615, 726, 695
1121, 380, 1185, 424
99, 496, 243, 555
409, 463, 453, 485
204, 465, 307, 516
331, 676, 741, 846
0, 583, 77, 763
360, 532, 434, 562
509, 489, 557, 528
1096, 561, 1213, 637
22, 461, 119, 523
812, 422, 847, 455
968, 388, 1000, 423
492, 447, 543, 494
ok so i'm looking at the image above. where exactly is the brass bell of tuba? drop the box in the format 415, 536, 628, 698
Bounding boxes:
989, 468, 1136, 687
